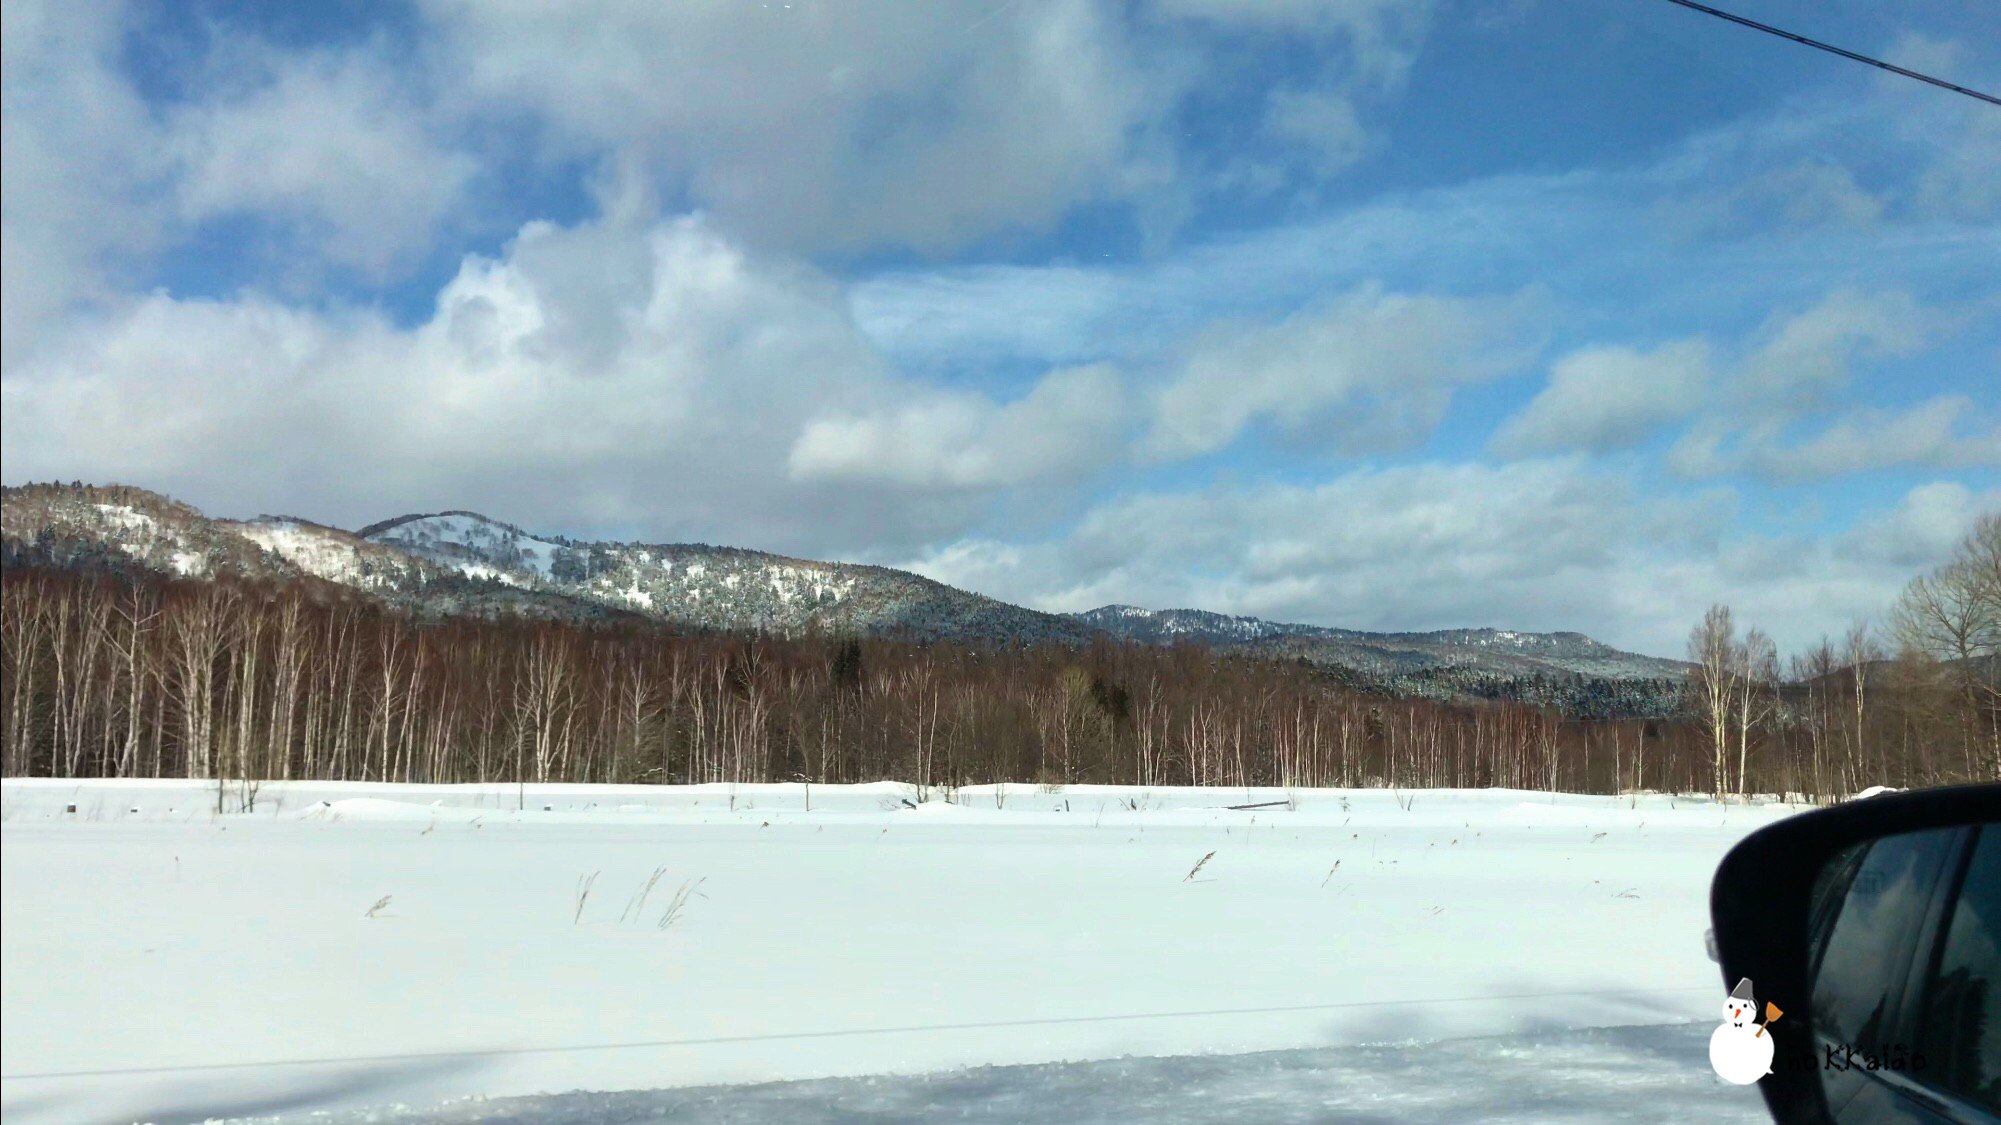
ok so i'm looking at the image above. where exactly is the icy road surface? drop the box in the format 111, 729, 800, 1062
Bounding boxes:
1, 780, 1804, 1123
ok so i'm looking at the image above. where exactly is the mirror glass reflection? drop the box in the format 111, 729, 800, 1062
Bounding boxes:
1808, 826, 1999, 1116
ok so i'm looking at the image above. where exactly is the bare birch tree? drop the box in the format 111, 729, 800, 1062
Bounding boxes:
1688, 603, 1736, 800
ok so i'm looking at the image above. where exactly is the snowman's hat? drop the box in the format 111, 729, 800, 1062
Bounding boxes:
1729, 977, 1756, 1004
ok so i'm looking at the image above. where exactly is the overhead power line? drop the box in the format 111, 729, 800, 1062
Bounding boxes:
1658, 0, 2001, 107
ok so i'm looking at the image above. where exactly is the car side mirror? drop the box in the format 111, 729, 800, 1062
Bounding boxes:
1709, 784, 2000, 1124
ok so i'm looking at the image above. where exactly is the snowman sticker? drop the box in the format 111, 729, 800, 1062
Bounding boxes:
1710, 977, 1780, 1084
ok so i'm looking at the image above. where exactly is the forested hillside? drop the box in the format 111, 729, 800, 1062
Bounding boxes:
4, 482, 1690, 708
4, 485, 1995, 798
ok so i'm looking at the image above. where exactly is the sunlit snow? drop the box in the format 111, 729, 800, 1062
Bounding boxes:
1, 781, 1798, 1123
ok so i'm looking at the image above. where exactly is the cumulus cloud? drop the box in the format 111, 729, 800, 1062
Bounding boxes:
788, 364, 1129, 489
1846, 480, 2001, 571
4, 0, 1993, 666
1491, 339, 1710, 456
165, 48, 478, 277
418, 0, 1437, 256
902, 467, 1997, 658
3, 0, 1440, 363
0, 214, 1008, 554
906, 460, 1651, 636
0, 0, 171, 367
1, 0, 477, 368
1144, 283, 1538, 459
427, 0, 1158, 256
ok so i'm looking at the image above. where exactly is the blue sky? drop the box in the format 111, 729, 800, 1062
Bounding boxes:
2, 0, 1996, 657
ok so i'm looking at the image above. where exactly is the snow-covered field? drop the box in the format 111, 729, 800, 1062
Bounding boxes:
1, 780, 1799, 1123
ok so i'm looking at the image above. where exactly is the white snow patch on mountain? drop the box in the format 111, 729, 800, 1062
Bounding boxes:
236, 520, 363, 583
451, 562, 524, 587
371, 513, 568, 581
91, 504, 158, 532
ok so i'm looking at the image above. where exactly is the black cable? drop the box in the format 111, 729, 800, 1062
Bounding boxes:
1658, 0, 2001, 107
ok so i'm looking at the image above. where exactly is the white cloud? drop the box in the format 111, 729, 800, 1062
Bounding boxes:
1845, 480, 2001, 572
849, 262, 1122, 374
1916, 102, 2001, 221
1491, 338, 1710, 456
788, 364, 1128, 489
1736, 289, 1928, 410
910, 460, 1642, 629
1, 0, 477, 370
1758, 162, 1883, 228
0, 0, 171, 368
4, 0, 1993, 667
902, 467, 1997, 658
1520, 289, 1971, 481
1646, 289, 1991, 483
1144, 283, 1537, 459
1655, 160, 1884, 239
1663, 421, 1731, 480
0, 214, 1002, 553
1883, 33, 2001, 222
418, 0, 1437, 256
166, 48, 477, 276
1260, 87, 1369, 178
1772, 398, 2001, 480
423, 0, 1172, 256
1671, 397, 2001, 482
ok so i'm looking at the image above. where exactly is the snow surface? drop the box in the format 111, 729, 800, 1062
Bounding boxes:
237, 521, 367, 584
92, 504, 159, 532
375, 514, 563, 580
0, 781, 1801, 1123
227, 1022, 1769, 1124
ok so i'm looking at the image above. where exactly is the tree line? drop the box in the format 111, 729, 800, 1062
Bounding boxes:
1685, 513, 1999, 798
2, 516, 1994, 799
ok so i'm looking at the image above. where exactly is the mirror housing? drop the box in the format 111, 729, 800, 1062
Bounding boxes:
1708, 783, 2000, 1123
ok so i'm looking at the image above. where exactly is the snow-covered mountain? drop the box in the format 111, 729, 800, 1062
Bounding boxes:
1069, 605, 1689, 681
1066, 605, 1314, 643
3, 484, 1684, 688
0, 486, 644, 624
354, 509, 1097, 643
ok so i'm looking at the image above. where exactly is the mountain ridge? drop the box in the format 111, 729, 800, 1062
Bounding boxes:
2, 484, 1688, 699
1069, 604, 1687, 680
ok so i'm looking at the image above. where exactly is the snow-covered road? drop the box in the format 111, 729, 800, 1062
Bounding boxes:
1, 780, 1802, 1122
110, 1023, 1772, 1124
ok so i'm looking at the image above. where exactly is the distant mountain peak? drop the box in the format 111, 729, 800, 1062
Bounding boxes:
3, 483, 1689, 716
1067, 603, 1684, 681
